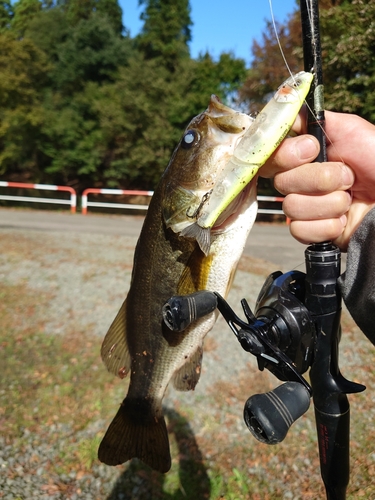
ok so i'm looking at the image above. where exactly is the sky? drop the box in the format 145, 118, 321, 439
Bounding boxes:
118, 0, 298, 66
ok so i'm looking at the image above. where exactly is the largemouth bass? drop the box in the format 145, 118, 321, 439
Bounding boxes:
179, 72, 313, 254
98, 72, 311, 473
98, 95, 257, 472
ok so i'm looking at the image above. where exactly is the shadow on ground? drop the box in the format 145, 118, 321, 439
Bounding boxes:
107, 408, 211, 500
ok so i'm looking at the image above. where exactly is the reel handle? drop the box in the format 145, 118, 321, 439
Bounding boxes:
244, 382, 311, 444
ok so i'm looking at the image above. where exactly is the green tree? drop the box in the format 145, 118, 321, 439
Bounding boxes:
59, 0, 123, 34
11, 0, 42, 36
0, 33, 50, 178
84, 57, 186, 188
187, 52, 247, 112
48, 13, 129, 92
0, 0, 129, 185
137, 0, 192, 72
22, 11, 132, 185
0, 0, 248, 190
38, 86, 106, 186
24, 8, 70, 60
321, 0, 375, 121
0, 0, 13, 32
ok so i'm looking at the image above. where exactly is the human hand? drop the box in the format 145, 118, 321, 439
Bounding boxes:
261, 110, 375, 251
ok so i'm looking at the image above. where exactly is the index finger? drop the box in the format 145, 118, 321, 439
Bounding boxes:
290, 106, 308, 135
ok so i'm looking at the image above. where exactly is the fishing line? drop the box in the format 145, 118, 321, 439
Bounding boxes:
268, 0, 346, 167
268, 0, 295, 82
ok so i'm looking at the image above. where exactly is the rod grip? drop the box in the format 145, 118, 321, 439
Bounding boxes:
315, 406, 350, 500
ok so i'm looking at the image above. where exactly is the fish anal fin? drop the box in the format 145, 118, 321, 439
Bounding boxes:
98, 398, 171, 473
172, 346, 203, 391
101, 299, 131, 378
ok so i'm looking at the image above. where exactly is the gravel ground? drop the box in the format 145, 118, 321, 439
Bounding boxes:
1, 224, 374, 499
0, 227, 273, 499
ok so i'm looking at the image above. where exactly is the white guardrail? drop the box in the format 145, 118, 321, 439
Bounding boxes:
82, 187, 286, 217
0, 182, 286, 219
0, 181, 77, 213
81, 188, 154, 215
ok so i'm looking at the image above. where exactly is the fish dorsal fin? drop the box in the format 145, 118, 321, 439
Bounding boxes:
172, 345, 203, 391
101, 299, 131, 379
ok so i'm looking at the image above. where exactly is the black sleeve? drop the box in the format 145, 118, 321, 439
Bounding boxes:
338, 207, 375, 344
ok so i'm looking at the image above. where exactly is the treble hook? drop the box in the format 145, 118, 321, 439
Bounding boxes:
186, 189, 213, 220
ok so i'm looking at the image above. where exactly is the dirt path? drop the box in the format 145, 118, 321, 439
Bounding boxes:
0, 207, 316, 272
0, 215, 371, 500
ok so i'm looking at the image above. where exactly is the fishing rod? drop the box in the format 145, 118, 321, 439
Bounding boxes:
162, 1, 366, 498
299, 1, 355, 498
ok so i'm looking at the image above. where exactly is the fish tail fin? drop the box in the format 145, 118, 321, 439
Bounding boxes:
180, 223, 211, 256
98, 398, 171, 473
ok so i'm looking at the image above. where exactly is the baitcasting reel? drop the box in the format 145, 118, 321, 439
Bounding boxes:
162, 243, 365, 453
163, 269, 314, 445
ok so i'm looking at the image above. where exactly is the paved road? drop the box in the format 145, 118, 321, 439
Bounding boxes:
0, 208, 344, 273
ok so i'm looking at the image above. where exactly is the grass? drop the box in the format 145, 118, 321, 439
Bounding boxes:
0, 283, 121, 440
2, 229, 375, 499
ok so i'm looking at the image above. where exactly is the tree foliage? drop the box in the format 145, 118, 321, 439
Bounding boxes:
0, 0, 13, 32
239, 17, 302, 113
239, 0, 375, 123
60, 0, 123, 34
2, 0, 374, 193
137, 0, 191, 71
321, 0, 375, 121
0, 0, 247, 190
0, 33, 50, 177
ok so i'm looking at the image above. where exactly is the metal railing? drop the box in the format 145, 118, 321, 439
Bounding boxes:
0, 183, 286, 219
81, 188, 154, 215
0, 181, 77, 213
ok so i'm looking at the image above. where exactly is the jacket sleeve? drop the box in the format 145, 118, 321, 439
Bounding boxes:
338, 207, 375, 344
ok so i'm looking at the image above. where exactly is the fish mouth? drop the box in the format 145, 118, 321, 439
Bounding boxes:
211, 182, 253, 232
180, 180, 256, 255
206, 95, 251, 134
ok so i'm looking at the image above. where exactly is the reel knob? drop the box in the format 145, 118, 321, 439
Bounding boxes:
244, 382, 311, 444
162, 291, 217, 332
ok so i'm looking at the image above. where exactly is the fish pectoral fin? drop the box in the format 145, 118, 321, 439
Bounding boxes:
101, 299, 131, 379
180, 223, 211, 256
172, 345, 203, 391
98, 398, 171, 473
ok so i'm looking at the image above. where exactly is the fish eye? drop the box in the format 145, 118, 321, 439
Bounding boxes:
181, 129, 200, 149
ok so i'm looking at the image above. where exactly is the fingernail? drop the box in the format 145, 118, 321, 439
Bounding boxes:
295, 137, 319, 161
340, 214, 347, 227
342, 165, 354, 187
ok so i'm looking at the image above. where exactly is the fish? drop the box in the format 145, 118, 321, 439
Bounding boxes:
178, 71, 313, 255
98, 72, 312, 473
98, 95, 258, 473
